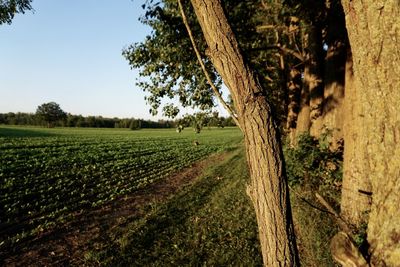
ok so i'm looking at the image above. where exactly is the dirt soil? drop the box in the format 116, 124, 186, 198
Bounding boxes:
2, 153, 225, 267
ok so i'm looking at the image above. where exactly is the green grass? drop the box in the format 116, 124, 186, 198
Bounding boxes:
87, 148, 263, 266
0, 126, 242, 250
290, 189, 338, 267
283, 134, 341, 266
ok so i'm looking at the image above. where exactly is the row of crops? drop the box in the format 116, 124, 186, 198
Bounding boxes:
0, 126, 242, 250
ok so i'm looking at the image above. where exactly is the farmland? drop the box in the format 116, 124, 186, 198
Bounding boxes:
0, 126, 242, 252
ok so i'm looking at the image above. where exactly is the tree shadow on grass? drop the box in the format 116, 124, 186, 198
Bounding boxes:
100, 151, 261, 267
107, 170, 224, 266
0, 127, 55, 137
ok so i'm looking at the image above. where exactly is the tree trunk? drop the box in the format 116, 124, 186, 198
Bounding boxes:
286, 68, 302, 146
341, 1, 400, 265
321, 40, 346, 149
189, 0, 299, 265
341, 47, 372, 228
304, 24, 324, 138
321, 2, 347, 149
295, 79, 311, 142
295, 23, 324, 141
340, 48, 371, 228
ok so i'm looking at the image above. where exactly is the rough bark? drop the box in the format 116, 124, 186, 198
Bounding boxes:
189, 0, 299, 265
341, 1, 400, 265
341, 48, 372, 229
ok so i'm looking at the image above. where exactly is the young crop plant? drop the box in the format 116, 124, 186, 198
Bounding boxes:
0, 126, 242, 251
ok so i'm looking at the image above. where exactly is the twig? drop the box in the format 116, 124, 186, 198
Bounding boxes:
177, 0, 241, 128
315, 192, 353, 235
266, 45, 305, 61
289, 185, 334, 215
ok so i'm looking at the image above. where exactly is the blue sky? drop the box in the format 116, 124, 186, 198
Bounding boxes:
0, 0, 227, 119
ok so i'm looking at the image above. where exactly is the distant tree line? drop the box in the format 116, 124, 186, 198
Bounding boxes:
0, 112, 171, 129
0, 112, 236, 130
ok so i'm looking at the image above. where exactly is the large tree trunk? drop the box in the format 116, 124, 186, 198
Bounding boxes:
341, 1, 400, 265
189, 0, 299, 265
341, 48, 372, 229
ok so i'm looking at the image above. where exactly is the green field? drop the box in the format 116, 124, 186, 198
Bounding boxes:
0, 126, 242, 250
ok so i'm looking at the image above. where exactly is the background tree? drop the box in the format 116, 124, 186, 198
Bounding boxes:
36, 102, 67, 128
0, 0, 33, 25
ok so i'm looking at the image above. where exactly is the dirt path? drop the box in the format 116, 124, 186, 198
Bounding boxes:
2, 153, 226, 267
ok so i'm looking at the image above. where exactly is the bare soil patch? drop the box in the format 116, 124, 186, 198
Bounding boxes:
2, 153, 226, 267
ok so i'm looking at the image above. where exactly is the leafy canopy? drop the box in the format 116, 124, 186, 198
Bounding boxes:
123, 0, 288, 119
0, 0, 33, 25
36, 102, 67, 126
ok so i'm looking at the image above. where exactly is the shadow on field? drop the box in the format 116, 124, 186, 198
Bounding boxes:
97, 149, 262, 267
0, 127, 55, 137
1, 153, 228, 266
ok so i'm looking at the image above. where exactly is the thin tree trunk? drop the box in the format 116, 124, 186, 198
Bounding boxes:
189, 0, 299, 265
322, 41, 346, 149
321, 1, 347, 149
295, 70, 311, 142
304, 25, 324, 138
295, 23, 324, 142
286, 68, 302, 146
341, 1, 400, 265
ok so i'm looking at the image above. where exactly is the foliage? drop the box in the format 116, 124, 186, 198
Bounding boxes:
0, 112, 41, 126
123, 0, 293, 123
0, 126, 242, 251
284, 133, 342, 184
86, 149, 263, 266
0, 112, 235, 129
0, 0, 33, 25
284, 132, 343, 266
123, 0, 218, 116
353, 222, 368, 248
35, 102, 67, 127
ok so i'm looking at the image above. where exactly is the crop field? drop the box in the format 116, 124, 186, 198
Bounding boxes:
0, 126, 242, 251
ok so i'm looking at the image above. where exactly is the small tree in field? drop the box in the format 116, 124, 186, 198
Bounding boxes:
36, 102, 67, 128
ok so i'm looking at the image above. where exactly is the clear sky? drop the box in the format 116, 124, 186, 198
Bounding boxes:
0, 0, 228, 119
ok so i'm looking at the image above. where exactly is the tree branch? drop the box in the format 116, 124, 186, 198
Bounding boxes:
266, 45, 305, 61
315, 193, 353, 235
177, 0, 241, 128
315, 193, 370, 266
256, 25, 288, 32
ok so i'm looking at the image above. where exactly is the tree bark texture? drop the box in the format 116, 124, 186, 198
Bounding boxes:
341, 1, 400, 265
341, 48, 372, 228
189, 0, 299, 266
